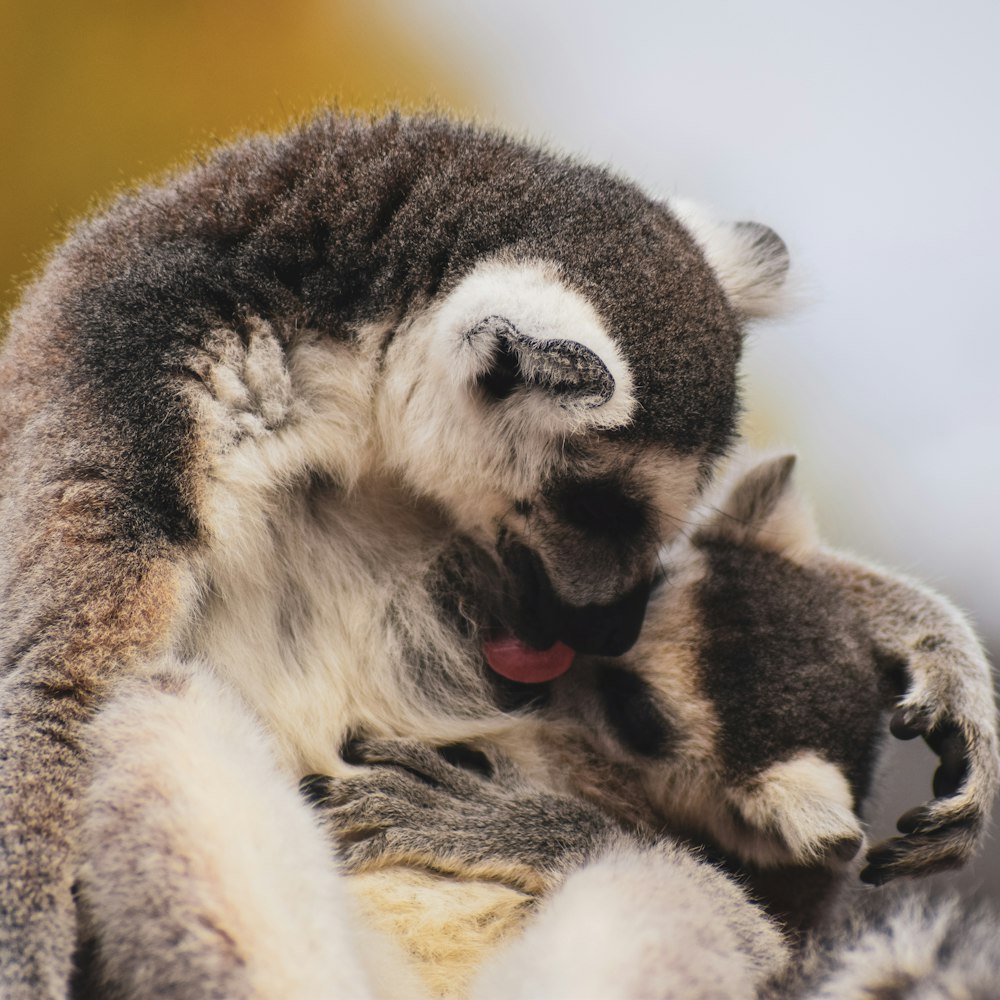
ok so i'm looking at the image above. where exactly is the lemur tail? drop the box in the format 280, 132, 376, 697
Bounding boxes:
776, 883, 1000, 999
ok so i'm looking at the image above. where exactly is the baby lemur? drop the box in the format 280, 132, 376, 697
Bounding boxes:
306, 452, 998, 997
79, 453, 998, 999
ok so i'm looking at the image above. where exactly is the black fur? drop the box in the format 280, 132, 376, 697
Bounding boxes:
595, 665, 676, 758
696, 541, 884, 801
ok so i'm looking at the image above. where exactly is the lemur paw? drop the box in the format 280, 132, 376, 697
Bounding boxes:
727, 752, 865, 868
302, 738, 621, 893
862, 709, 998, 885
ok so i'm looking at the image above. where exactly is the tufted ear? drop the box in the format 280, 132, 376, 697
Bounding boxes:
469, 316, 615, 409
669, 201, 792, 319
695, 453, 816, 555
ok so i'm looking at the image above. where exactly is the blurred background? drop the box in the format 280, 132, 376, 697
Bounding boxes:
3, 1, 997, 893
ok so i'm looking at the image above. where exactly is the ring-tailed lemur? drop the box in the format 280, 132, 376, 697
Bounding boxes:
0, 111, 798, 998
1, 113, 994, 998
76, 454, 998, 998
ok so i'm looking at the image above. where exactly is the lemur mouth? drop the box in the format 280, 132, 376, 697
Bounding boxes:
481, 632, 576, 684
485, 541, 654, 683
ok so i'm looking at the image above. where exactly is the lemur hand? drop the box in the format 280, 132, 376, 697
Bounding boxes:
302, 738, 625, 894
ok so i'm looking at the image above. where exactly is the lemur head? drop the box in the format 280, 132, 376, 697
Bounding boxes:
377, 183, 790, 673
548, 454, 888, 866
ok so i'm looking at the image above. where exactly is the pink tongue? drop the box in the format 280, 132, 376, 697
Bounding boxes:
482, 634, 576, 684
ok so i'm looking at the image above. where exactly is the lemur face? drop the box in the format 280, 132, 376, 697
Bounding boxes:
379, 202, 787, 676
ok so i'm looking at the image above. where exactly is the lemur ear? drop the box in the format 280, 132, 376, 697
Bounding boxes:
669, 201, 792, 319
696, 453, 816, 554
470, 316, 615, 409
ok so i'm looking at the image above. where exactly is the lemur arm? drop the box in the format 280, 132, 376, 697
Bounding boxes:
304, 737, 629, 895
824, 556, 1000, 883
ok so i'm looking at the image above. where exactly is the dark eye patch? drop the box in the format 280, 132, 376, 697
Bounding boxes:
596, 665, 675, 759
547, 476, 648, 541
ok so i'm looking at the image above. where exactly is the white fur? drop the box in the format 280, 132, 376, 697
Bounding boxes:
431, 256, 636, 431
471, 839, 789, 1000
184, 317, 533, 777
669, 199, 792, 319
81, 664, 422, 999
728, 753, 864, 866
806, 892, 1000, 999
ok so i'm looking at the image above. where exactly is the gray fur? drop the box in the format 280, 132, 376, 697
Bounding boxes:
0, 112, 785, 997
777, 884, 1000, 999
1, 111, 993, 998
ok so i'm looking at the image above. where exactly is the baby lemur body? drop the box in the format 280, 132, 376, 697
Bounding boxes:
81, 454, 998, 998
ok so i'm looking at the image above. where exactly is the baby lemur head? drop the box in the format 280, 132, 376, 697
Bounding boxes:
547, 454, 893, 865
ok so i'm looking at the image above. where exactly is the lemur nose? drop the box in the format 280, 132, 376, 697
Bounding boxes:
499, 540, 654, 657
556, 578, 653, 656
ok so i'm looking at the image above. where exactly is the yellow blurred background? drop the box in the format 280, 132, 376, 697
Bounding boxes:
1, 0, 474, 312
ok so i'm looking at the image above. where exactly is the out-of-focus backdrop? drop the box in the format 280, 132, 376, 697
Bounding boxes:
4, 1, 998, 892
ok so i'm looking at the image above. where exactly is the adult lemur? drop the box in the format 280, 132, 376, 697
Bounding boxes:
0, 113, 994, 998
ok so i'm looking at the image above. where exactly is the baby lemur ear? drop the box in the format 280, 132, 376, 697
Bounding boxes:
669, 200, 792, 319
695, 453, 816, 554
471, 315, 615, 409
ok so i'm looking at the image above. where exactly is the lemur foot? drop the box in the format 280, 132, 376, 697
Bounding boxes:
862, 713, 995, 885
302, 738, 625, 894
725, 752, 865, 868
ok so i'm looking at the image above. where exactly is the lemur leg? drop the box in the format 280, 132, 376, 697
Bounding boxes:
79, 664, 417, 1000
313, 738, 790, 999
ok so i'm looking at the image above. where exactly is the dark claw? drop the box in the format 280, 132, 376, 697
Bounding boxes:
929, 728, 969, 797
923, 721, 960, 756
299, 773, 333, 804
859, 863, 890, 886
934, 760, 967, 798
862, 820, 979, 885
896, 805, 932, 834
890, 708, 924, 741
